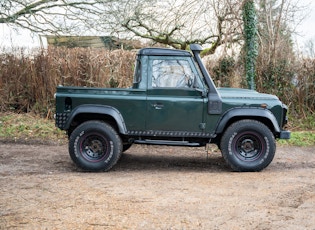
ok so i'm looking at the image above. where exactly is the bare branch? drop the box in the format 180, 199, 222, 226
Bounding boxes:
117, 0, 243, 53
0, 0, 112, 34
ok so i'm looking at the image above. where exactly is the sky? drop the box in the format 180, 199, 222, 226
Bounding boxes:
294, 0, 315, 47
0, 0, 314, 51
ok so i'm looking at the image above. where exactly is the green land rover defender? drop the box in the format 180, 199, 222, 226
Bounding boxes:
55, 44, 290, 172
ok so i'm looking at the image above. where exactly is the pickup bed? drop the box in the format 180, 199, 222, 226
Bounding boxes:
55, 44, 290, 172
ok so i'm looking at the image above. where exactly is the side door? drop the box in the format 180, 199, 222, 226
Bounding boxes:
146, 56, 207, 134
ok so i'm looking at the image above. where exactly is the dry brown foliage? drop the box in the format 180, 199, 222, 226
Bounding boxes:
0, 46, 314, 129
0, 47, 135, 116
293, 58, 315, 117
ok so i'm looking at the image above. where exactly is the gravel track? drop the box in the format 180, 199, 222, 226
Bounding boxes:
0, 143, 314, 229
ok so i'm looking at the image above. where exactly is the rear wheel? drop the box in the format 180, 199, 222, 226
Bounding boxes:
220, 120, 276, 172
69, 121, 122, 172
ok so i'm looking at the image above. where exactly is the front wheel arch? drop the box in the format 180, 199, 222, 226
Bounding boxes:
215, 108, 281, 137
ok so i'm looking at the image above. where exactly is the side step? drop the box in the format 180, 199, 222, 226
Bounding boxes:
134, 139, 201, 147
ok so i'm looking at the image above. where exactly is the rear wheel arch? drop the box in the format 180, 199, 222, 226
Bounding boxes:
65, 105, 127, 136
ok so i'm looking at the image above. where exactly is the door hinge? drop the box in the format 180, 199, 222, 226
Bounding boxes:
199, 123, 206, 130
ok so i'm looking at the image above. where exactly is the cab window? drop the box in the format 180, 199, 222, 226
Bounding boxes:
152, 59, 202, 89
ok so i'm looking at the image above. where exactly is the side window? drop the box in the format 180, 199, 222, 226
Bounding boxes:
133, 56, 147, 89
152, 59, 196, 88
133, 58, 141, 84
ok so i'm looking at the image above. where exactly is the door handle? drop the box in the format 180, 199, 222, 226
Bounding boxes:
152, 103, 164, 110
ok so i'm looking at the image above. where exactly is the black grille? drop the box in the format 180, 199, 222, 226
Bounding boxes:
55, 113, 69, 129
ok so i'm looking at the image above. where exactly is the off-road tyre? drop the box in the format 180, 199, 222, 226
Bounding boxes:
220, 119, 276, 172
69, 121, 122, 172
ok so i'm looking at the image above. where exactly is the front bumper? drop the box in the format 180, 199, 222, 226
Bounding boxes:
279, 130, 291, 139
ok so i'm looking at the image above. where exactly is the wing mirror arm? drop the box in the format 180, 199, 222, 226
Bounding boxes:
195, 88, 208, 98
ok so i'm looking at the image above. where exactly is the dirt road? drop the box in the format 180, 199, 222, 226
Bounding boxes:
0, 143, 314, 229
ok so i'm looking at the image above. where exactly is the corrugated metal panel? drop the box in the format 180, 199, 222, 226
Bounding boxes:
46, 36, 118, 49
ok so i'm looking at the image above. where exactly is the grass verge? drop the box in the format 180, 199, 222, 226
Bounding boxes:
0, 112, 67, 145
0, 112, 314, 147
277, 131, 315, 147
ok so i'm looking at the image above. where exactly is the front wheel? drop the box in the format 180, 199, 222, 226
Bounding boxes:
69, 121, 122, 172
220, 120, 276, 172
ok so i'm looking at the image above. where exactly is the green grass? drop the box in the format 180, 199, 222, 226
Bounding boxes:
0, 112, 67, 144
277, 131, 315, 147
287, 113, 315, 131
0, 112, 314, 147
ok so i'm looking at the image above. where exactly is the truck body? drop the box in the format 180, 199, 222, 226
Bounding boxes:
55, 44, 290, 172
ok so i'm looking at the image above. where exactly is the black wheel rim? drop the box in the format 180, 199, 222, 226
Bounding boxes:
232, 131, 265, 161
79, 133, 110, 162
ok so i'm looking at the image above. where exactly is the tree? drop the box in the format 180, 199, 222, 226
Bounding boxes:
106, 0, 244, 54
0, 0, 245, 55
243, 0, 258, 90
255, 0, 298, 96
0, 0, 112, 34
253, 0, 312, 116
304, 38, 315, 58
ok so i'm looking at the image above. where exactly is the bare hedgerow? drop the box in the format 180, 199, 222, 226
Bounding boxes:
293, 58, 315, 117
0, 46, 313, 129
0, 47, 135, 117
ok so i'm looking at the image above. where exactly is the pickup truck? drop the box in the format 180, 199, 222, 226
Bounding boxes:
55, 44, 290, 172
